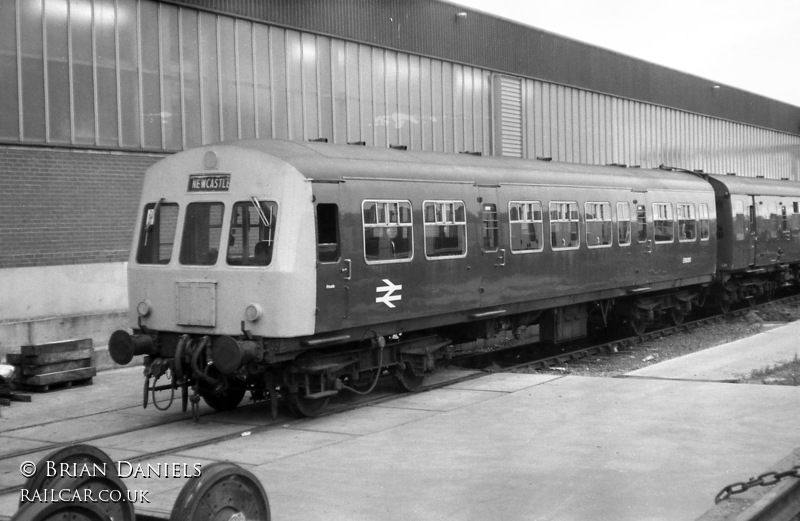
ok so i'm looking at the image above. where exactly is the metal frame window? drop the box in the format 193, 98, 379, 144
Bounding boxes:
636, 204, 648, 243
179, 202, 225, 265
677, 203, 697, 242
362, 200, 413, 264
423, 200, 467, 259
698, 203, 710, 241
549, 202, 580, 251
481, 203, 499, 252
136, 201, 179, 265
617, 202, 632, 246
227, 199, 278, 266
585, 202, 612, 248
509, 201, 543, 253
733, 200, 746, 241
653, 203, 674, 243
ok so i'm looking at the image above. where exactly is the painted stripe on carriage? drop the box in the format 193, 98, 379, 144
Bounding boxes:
376, 279, 402, 308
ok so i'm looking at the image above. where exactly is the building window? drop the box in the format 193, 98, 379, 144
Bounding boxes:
509, 201, 543, 253
424, 201, 467, 258
653, 203, 674, 243
550, 202, 580, 250
585, 202, 612, 248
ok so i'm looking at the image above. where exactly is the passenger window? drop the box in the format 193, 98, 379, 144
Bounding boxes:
550, 202, 579, 250
792, 203, 800, 235
636, 205, 648, 243
677, 203, 697, 242
227, 200, 278, 266
424, 200, 467, 259
698, 204, 710, 241
733, 200, 745, 241
362, 200, 413, 263
316, 203, 340, 263
509, 201, 543, 253
617, 202, 631, 246
652, 203, 674, 243
136, 201, 179, 264
585, 202, 612, 248
781, 204, 789, 239
180, 202, 224, 265
481, 204, 499, 252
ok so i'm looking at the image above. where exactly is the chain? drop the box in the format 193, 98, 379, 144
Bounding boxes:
715, 465, 800, 504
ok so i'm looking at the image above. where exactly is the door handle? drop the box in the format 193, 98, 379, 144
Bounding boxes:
341, 259, 352, 280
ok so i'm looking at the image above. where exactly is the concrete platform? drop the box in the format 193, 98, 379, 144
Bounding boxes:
627, 321, 800, 382
1, 325, 799, 520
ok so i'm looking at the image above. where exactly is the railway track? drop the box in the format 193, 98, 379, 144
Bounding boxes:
3, 292, 798, 500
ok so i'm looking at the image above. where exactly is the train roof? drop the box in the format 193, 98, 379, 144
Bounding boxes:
706, 173, 800, 198
220, 139, 713, 194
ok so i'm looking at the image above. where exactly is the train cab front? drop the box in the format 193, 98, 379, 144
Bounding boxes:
108, 143, 317, 416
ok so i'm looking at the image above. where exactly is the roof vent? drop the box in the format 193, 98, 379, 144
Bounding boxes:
726, 172, 737, 176
459, 151, 482, 156
756, 175, 765, 178
607, 163, 627, 168
389, 144, 407, 150
536, 156, 552, 162
347, 141, 366, 146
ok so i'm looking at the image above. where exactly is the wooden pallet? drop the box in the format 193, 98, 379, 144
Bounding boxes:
6, 338, 96, 392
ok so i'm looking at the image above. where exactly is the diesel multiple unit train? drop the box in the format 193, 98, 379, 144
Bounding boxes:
109, 139, 800, 416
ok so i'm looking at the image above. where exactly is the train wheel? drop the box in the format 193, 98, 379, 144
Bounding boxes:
670, 308, 685, 326
12, 502, 112, 521
392, 363, 424, 392
629, 316, 647, 337
199, 382, 246, 412
170, 462, 270, 521
717, 297, 731, 314
286, 390, 329, 417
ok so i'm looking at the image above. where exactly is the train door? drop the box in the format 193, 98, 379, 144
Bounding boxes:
312, 182, 351, 332
753, 196, 781, 266
632, 199, 652, 286
476, 186, 506, 307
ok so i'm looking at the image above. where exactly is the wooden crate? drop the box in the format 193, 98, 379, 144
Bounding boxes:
7, 338, 96, 392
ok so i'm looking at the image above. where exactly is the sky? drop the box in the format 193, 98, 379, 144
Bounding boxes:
447, 0, 800, 108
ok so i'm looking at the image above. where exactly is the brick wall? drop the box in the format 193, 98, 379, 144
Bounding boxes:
0, 146, 166, 269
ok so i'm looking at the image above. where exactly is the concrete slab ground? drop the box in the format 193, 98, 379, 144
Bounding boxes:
2, 331, 799, 520
627, 321, 800, 382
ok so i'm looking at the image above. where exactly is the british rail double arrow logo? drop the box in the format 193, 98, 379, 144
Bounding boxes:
376, 279, 402, 308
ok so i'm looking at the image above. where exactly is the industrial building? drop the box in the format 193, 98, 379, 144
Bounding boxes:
1, 0, 799, 355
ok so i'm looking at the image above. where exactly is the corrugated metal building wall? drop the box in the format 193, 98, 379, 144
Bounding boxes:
1, 0, 799, 178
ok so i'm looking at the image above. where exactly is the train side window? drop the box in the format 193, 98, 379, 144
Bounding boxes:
227, 200, 278, 266
636, 205, 647, 243
616, 202, 631, 246
733, 200, 745, 240
550, 202, 580, 250
481, 204, 499, 252
781, 204, 789, 240
698, 204, 710, 241
362, 200, 413, 263
136, 201, 179, 264
792, 202, 800, 235
767, 201, 779, 239
585, 202, 612, 248
179, 202, 224, 265
424, 200, 467, 259
652, 203, 674, 243
317, 203, 340, 263
677, 203, 697, 242
509, 201, 543, 253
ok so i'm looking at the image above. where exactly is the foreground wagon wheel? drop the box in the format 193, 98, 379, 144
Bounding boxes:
170, 462, 270, 521
20, 444, 116, 507
717, 296, 731, 314
11, 501, 112, 521
392, 362, 425, 392
286, 390, 330, 417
